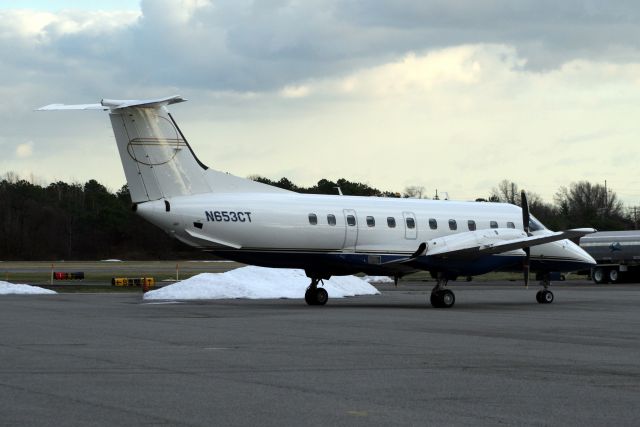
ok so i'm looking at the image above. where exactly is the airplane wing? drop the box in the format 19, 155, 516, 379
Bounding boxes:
427, 228, 596, 259
386, 228, 596, 265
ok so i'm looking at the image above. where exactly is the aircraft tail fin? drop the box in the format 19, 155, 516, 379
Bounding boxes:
107, 97, 212, 203
38, 96, 288, 203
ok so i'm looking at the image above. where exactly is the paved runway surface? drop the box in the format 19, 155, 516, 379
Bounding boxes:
1, 283, 639, 426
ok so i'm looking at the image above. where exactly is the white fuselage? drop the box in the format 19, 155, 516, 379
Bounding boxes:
137, 192, 594, 277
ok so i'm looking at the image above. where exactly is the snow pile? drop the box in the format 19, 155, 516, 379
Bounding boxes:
0, 281, 57, 295
144, 266, 380, 301
362, 275, 394, 284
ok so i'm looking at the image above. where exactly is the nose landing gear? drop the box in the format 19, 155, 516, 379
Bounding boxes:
536, 274, 554, 304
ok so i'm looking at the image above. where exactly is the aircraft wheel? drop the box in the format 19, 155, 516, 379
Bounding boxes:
315, 288, 329, 306
430, 290, 455, 308
430, 292, 442, 308
304, 288, 317, 305
537, 290, 553, 304
609, 269, 619, 283
304, 289, 315, 305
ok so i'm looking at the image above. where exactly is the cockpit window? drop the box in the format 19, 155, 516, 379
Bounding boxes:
529, 215, 546, 232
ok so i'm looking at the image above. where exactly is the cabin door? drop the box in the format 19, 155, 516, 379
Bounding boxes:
342, 209, 359, 250
403, 211, 417, 240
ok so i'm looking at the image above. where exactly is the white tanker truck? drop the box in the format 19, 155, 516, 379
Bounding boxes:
579, 231, 640, 284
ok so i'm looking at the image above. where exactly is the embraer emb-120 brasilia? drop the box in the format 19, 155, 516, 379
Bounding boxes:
39, 95, 596, 308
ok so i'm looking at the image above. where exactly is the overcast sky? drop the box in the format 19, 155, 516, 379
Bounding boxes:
1, 0, 639, 205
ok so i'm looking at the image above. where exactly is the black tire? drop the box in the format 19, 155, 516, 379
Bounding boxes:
304, 288, 316, 306
430, 290, 455, 308
609, 269, 619, 283
440, 290, 455, 308
430, 292, 442, 308
542, 290, 554, 304
592, 268, 605, 284
536, 290, 544, 304
315, 288, 328, 306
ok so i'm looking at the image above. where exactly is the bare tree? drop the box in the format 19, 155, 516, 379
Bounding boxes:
403, 185, 426, 199
491, 179, 519, 204
555, 181, 628, 229
490, 179, 543, 207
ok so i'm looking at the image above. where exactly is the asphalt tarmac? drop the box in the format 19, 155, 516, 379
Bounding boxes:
1, 283, 639, 426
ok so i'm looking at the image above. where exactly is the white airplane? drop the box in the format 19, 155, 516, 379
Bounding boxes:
39, 95, 596, 308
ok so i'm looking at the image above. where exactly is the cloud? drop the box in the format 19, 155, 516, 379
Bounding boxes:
280, 85, 311, 98
15, 142, 34, 158
4, 0, 640, 95
2, 2, 640, 204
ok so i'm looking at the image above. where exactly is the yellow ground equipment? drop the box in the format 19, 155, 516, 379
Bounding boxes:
111, 277, 155, 288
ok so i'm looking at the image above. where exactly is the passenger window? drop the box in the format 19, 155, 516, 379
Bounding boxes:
429, 218, 437, 230
406, 217, 415, 229
449, 219, 457, 230
347, 215, 356, 226
387, 217, 396, 228
308, 213, 318, 225
327, 214, 336, 226
490, 221, 498, 229
507, 221, 515, 229
468, 220, 476, 231
366, 216, 375, 227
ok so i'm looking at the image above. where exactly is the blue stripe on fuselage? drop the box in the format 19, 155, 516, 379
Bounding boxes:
207, 250, 538, 278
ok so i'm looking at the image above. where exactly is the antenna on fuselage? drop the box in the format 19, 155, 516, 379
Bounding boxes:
335, 186, 343, 196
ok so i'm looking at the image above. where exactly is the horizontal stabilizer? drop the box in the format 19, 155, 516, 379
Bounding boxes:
102, 95, 186, 109
37, 95, 186, 111
37, 103, 107, 111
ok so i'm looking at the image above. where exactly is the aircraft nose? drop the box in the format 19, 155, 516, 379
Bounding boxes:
570, 240, 597, 267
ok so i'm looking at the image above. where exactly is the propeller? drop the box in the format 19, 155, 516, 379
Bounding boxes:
521, 190, 531, 288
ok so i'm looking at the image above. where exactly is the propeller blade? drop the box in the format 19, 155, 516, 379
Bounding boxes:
521, 190, 530, 236
524, 247, 530, 288
521, 190, 531, 288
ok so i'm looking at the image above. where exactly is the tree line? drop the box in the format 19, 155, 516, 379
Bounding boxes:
486, 179, 636, 231
0, 175, 204, 261
0, 173, 636, 260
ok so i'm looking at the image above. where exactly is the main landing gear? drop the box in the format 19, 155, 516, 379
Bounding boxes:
536, 274, 554, 304
430, 275, 455, 308
305, 278, 329, 306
